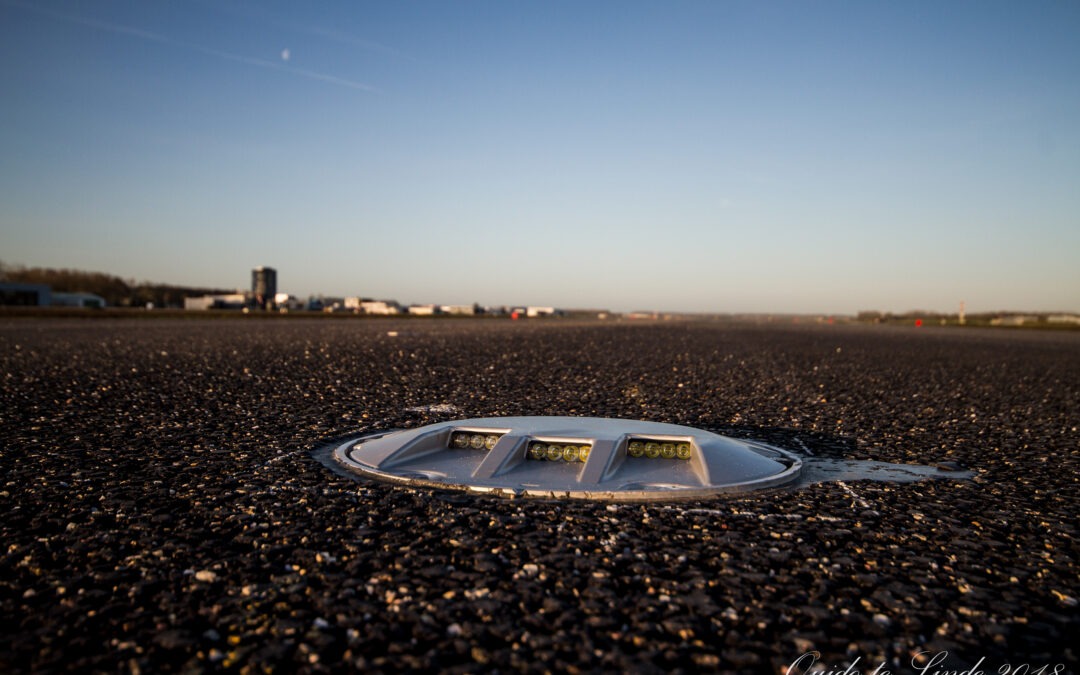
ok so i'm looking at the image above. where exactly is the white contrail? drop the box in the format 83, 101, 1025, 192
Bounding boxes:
4, 0, 376, 92
184, 41, 376, 92
187, 0, 415, 63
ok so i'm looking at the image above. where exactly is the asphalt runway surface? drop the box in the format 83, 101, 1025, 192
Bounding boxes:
1, 318, 1077, 673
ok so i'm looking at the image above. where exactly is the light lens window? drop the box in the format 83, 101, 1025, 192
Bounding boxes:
527, 441, 591, 463
627, 438, 692, 460
450, 431, 503, 451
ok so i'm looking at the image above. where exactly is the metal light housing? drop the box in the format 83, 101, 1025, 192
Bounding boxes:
334, 416, 801, 500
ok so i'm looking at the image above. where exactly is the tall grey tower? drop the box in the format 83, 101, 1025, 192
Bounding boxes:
252, 266, 277, 310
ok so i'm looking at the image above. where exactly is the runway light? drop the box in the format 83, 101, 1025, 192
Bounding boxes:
335, 417, 803, 501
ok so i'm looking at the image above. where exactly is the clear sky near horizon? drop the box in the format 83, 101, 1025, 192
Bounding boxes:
1, 0, 1078, 314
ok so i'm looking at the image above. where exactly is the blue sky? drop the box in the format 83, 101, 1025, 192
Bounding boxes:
2, 0, 1078, 313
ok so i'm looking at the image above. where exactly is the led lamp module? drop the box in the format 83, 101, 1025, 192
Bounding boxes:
334, 417, 802, 500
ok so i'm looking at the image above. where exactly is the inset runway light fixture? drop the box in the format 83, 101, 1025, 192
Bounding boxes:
334, 417, 802, 500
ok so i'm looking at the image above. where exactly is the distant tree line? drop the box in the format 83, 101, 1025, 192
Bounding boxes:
0, 263, 234, 308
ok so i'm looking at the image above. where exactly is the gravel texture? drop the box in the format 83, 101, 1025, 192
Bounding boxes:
1, 318, 1077, 673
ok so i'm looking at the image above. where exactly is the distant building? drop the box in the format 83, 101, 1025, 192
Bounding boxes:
441, 304, 477, 315
184, 294, 248, 310
991, 315, 1038, 327
345, 297, 403, 314
52, 292, 106, 308
321, 297, 347, 312
358, 300, 402, 315
1048, 314, 1080, 325
275, 293, 304, 311
408, 304, 441, 316
252, 267, 277, 310
0, 282, 51, 306
526, 306, 558, 318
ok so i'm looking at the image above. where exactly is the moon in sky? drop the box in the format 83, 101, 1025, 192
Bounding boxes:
281, 48, 291, 62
